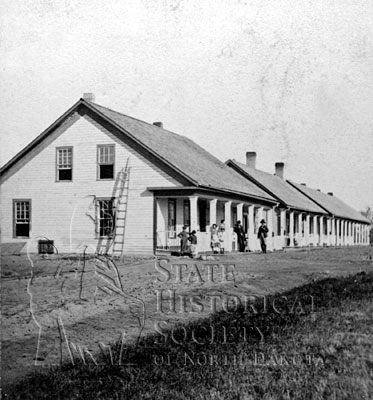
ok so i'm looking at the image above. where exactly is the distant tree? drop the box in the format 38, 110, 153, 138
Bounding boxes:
361, 206, 373, 225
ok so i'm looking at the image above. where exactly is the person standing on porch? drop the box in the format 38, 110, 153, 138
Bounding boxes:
218, 227, 225, 254
258, 219, 269, 254
189, 230, 198, 258
178, 226, 189, 256
211, 224, 220, 254
234, 220, 246, 252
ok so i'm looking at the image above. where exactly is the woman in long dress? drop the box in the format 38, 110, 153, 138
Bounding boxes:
211, 224, 220, 254
178, 226, 189, 256
218, 227, 225, 254
188, 230, 198, 258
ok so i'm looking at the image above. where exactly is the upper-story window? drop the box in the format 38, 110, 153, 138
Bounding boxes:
56, 147, 73, 181
97, 144, 115, 180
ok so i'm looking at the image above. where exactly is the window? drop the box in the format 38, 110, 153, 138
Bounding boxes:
183, 200, 190, 228
168, 199, 176, 238
98, 145, 115, 180
56, 147, 73, 181
13, 200, 31, 237
96, 199, 114, 237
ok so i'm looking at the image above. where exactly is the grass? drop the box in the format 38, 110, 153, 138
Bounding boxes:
3, 271, 373, 400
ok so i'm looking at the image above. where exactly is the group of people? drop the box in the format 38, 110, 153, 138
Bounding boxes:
177, 218, 269, 257
233, 219, 269, 253
211, 220, 227, 254
177, 226, 198, 258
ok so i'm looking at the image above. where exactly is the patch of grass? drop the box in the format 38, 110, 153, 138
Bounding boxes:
4, 272, 373, 399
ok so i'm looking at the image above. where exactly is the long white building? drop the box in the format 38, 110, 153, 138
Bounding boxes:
0, 95, 370, 255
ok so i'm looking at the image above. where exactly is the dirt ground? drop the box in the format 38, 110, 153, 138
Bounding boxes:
2, 246, 373, 386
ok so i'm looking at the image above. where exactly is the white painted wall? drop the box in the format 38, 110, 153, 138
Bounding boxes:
0, 112, 180, 254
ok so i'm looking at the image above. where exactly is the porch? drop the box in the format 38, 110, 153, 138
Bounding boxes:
154, 192, 276, 254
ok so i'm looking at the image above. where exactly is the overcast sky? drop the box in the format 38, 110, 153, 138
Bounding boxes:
1, 0, 372, 211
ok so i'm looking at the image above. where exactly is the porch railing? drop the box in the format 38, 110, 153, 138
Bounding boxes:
157, 231, 180, 249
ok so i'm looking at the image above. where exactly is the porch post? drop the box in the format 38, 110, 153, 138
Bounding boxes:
313, 215, 318, 245
209, 199, 217, 228
348, 221, 352, 246
248, 205, 255, 251
297, 212, 303, 246
344, 220, 348, 245
189, 196, 198, 232
350, 222, 354, 245
359, 223, 363, 245
266, 208, 274, 251
344, 220, 347, 245
289, 211, 294, 247
345, 221, 350, 246
280, 209, 286, 248
224, 201, 232, 251
305, 214, 310, 246
360, 224, 364, 244
336, 218, 340, 246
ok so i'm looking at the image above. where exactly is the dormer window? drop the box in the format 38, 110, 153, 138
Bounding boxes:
97, 144, 115, 180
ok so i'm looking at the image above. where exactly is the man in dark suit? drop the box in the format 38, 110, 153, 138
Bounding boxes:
234, 220, 246, 252
257, 219, 269, 253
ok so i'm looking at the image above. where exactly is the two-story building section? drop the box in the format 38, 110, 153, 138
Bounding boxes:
0, 94, 278, 256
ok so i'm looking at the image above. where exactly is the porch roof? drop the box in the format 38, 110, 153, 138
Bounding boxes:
147, 186, 277, 206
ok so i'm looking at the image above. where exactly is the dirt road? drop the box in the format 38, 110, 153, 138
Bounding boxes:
2, 246, 373, 385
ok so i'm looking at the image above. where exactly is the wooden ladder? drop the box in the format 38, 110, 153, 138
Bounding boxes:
111, 160, 130, 257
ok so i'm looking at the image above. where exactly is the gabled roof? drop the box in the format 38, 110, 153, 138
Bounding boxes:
0, 98, 276, 203
226, 159, 327, 214
288, 181, 369, 223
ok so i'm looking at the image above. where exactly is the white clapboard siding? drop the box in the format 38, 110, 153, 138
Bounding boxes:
0, 112, 180, 255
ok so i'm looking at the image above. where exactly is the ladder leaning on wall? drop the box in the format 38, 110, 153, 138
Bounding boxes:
110, 159, 131, 257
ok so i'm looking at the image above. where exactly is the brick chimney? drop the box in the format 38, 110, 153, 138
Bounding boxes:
83, 93, 95, 102
153, 122, 163, 128
275, 162, 285, 179
246, 152, 257, 169
328, 192, 333, 196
